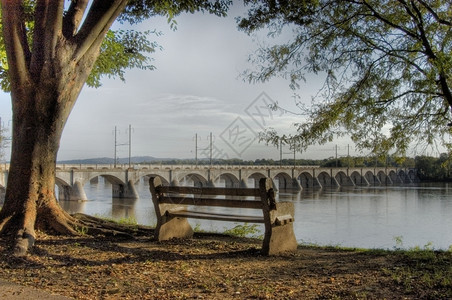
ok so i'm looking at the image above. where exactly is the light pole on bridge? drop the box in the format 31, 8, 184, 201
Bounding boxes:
193, 133, 202, 166
127, 124, 133, 168
113, 125, 133, 168
279, 138, 298, 168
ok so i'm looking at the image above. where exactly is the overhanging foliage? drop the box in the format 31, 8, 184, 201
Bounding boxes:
239, 0, 452, 156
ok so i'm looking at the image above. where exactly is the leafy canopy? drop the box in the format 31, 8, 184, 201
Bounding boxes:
239, 0, 452, 157
0, 0, 232, 90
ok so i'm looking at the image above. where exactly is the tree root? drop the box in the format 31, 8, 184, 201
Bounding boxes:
1, 212, 153, 257
14, 228, 36, 256
71, 213, 153, 238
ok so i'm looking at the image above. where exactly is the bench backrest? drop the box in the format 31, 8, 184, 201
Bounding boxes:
149, 176, 276, 211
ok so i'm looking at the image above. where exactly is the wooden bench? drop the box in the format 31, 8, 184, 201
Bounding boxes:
149, 177, 297, 255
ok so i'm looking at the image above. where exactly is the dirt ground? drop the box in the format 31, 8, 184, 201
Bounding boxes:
0, 229, 451, 300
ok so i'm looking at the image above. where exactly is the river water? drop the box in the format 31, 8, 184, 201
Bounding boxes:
58, 178, 452, 250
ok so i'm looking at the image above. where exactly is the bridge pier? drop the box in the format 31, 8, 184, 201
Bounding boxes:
398, 170, 413, 183
351, 173, 369, 186
58, 181, 88, 201
332, 177, 340, 187
365, 173, 380, 185
377, 172, 393, 185
385, 176, 394, 184
287, 178, 301, 191
390, 172, 403, 184
317, 173, 339, 188
335, 174, 355, 187
273, 176, 301, 191
374, 175, 382, 185
239, 179, 248, 188
298, 174, 321, 188
112, 180, 139, 199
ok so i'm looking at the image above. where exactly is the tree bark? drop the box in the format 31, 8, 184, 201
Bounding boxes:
0, 71, 84, 255
0, 0, 128, 256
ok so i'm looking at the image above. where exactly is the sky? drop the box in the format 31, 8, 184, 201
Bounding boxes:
0, 4, 361, 163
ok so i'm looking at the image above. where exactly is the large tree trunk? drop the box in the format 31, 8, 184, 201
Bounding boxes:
0, 76, 83, 255
0, 0, 128, 256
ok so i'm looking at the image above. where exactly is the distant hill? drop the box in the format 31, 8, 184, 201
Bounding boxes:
57, 156, 167, 164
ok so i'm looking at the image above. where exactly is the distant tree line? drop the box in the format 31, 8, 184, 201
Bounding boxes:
142, 154, 451, 182
143, 155, 412, 168
415, 154, 452, 181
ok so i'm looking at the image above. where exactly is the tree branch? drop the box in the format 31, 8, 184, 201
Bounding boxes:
361, 0, 419, 40
417, 0, 452, 26
62, 0, 90, 38
409, 1, 452, 107
73, 0, 127, 61
30, 0, 64, 78
407, 0, 437, 59
0, 1, 31, 88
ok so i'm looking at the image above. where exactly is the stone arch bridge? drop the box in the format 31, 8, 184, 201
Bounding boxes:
0, 164, 417, 201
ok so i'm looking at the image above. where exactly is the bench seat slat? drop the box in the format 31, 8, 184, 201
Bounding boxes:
168, 209, 265, 223
158, 186, 260, 197
159, 196, 263, 209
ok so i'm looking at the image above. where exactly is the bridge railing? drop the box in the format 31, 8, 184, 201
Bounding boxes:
2, 163, 413, 172
54, 164, 322, 170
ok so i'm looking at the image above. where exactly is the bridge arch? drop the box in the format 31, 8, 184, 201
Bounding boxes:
55, 176, 71, 188
90, 174, 125, 186
273, 172, 300, 190
350, 171, 368, 186
95, 174, 139, 199
214, 173, 241, 188
377, 171, 392, 185
365, 171, 380, 185
335, 171, 354, 186
298, 171, 318, 188
140, 174, 170, 186
55, 176, 87, 201
398, 170, 413, 183
317, 171, 338, 187
388, 170, 401, 184
246, 172, 267, 188
407, 169, 417, 183
177, 173, 209, 187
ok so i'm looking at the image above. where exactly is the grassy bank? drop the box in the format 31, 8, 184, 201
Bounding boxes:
0, 222, 451, 299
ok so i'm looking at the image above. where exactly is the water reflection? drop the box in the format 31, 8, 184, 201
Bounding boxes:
57, 179, 452, 250
112, 198, 137, 220
59, 199, 86, 214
